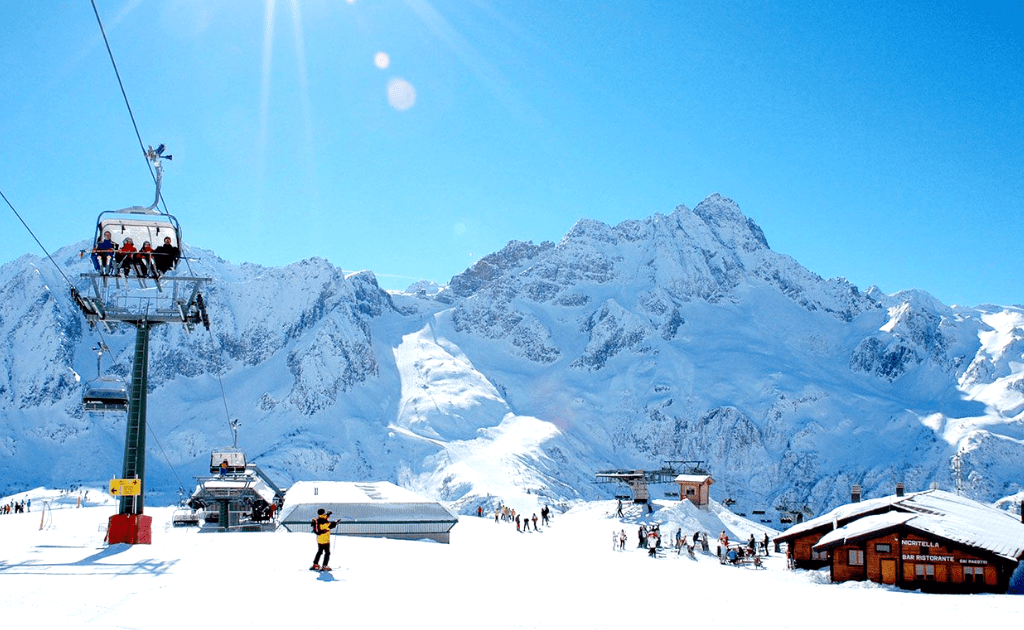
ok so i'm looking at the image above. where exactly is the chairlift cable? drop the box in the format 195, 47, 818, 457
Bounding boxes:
1, 188, 76, 288
92, 0, 204, 281
1, 187, 116, 355
89, 0, 160, 195
145, 417, 189, 497
202, 325, 237, 439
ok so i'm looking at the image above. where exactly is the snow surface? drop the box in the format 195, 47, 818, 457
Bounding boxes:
2, 488, 1020, 629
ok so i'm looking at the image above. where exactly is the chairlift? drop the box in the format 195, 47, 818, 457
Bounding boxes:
82, 343, 127, 412
210, 448, 247, 475
86, 145, 183, 278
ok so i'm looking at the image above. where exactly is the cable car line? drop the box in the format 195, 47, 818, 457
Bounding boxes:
201, 324, 238, 441
89, 0, 202, 282
145, 417, 190, 498
1, 188, 76, 288
89, 0, 160, 199
1, 185, 118, 356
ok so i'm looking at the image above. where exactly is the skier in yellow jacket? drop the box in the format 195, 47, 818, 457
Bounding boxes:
311, 508, 338, 571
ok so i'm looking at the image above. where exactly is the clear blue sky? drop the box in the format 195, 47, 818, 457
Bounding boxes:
2, 1, 1021, 306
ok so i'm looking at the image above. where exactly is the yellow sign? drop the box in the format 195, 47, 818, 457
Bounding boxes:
109, 478, 141, 496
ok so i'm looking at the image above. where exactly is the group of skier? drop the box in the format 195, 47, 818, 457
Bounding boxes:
2, 499, 30, 514
715, 530, 773, 565
613, 524, 774, 563
620, 524, 709, 557
490, 503, 553, 532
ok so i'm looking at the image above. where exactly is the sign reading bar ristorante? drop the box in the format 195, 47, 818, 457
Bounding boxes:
899, 539, 988, 565
902, 553, 955, 562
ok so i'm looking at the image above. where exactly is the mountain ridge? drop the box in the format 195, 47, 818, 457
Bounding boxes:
1, 194, 1022, 521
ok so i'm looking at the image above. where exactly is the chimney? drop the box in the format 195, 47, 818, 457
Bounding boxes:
896, 483, 905, 497
851, 485, 862, 503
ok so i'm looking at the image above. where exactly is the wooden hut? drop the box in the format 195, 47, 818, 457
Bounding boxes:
775, 488, 1024, 593
674, 474, 714, 509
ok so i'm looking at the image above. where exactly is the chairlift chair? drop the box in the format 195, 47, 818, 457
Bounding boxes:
210, 449, 247, 475
82, 375, 128, 412
81, 343, 127, 412
88, 145, 183, 277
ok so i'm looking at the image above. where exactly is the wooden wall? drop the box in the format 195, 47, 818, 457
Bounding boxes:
828, 529, 1008, 593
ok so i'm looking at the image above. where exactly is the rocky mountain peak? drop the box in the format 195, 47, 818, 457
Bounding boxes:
690, 193, 770, 253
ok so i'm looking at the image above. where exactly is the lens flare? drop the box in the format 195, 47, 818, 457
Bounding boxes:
374, 52, 390, 69
387, 78, 416, 111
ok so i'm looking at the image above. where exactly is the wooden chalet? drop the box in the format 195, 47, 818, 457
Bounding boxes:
774, 488, 1024, 593
674, 474, 714, 509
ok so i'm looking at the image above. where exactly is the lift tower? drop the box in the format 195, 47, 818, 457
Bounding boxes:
72, 146, 210, 544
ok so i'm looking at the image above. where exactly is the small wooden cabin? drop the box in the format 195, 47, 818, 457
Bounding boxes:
674, 474, 714, 509
775, 488, 1024, 593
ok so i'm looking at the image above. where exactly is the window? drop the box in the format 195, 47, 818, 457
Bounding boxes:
915, 564, 935, 580
848, 549, 865, 566
964, 566, 984, 584
812, 548, 829, 561
875, 543, 891, 553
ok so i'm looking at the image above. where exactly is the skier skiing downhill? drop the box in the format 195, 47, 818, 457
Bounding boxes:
311, 508, 338, 571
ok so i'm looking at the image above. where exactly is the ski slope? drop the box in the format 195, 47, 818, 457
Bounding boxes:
1, 488, 1019, 629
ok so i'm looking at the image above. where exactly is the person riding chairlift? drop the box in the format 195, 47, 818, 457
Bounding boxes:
115, 238, 137, 277
90, 231, 117, 273
136, 240, 155, 277
154, 236, 180, 275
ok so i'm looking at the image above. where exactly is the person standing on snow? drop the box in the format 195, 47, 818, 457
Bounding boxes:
311, 508, 338, 571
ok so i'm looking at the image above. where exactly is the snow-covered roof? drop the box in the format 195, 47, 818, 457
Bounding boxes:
806, 490, 1024, 562
775, 492, 912, 541
814, 512, 916, 548
675, 474, 714, 484
284, 480, 438, 505
278, 481, 458, 540
897, 491, 1024, 561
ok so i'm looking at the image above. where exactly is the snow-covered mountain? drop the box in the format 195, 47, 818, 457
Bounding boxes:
2, 194, 1022, 520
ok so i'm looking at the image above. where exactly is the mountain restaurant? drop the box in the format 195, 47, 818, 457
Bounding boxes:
774, 487, 1024, 593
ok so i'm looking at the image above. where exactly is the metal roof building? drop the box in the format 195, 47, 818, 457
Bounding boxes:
279, 481, 459, 544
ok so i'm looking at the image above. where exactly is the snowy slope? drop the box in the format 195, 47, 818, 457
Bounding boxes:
1, 490, 1021, 630
0, 194, 1022, 522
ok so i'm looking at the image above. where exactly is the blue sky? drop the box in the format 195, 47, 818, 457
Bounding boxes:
1, 1, 1021, 306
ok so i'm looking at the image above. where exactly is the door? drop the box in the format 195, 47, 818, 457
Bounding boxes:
880, 559, 897, 584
